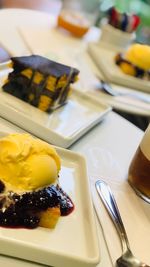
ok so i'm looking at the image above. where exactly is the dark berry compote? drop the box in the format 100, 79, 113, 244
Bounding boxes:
0, 180, 74, 229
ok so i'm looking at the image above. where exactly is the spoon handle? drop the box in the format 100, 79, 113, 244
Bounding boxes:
95, 180, 130, 253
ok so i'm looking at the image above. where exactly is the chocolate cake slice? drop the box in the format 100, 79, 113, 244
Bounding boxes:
2, 55, 79, 112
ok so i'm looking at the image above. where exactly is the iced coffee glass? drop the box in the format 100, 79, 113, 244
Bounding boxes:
128, 124, 150, 203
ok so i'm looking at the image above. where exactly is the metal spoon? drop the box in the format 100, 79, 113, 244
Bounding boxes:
98, 79, 150, 104
95, 180, 150, 267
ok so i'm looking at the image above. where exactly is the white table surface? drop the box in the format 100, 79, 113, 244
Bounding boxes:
0, 8, 147, 267
0, 111, 144, 267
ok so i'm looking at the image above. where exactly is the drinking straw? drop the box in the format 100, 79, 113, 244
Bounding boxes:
107, 7, 140, 33
131, 14, 140, 32
121, 13, 128, 31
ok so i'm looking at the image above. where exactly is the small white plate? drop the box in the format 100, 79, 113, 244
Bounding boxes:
73, 51, 150, 116
88, 43, 150, 93
0, 85, 111, 148
0, 131, 100, 267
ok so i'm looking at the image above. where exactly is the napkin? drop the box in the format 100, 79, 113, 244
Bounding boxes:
88, 148, 150, 266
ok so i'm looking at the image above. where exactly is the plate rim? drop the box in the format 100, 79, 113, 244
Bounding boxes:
0, 131, 100, 267
88, 43, 150, 93
0, 85, 111, 148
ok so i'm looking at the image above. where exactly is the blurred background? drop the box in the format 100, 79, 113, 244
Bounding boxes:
97, 0, 150, 44
0, 0, 150, 43
0, 0, 62, 15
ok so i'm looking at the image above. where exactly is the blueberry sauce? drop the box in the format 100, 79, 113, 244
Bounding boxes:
56, 185, 74, 216
0, 185, 74, 229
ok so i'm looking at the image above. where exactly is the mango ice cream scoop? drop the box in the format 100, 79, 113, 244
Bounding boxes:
124, 44, 150, 71
0, 133, 61, 191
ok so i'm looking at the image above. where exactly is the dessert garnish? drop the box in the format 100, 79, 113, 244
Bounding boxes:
108, 7, 140, 33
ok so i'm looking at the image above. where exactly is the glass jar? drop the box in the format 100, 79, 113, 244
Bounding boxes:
58, 0, 100, 37
128, 123, 150, 203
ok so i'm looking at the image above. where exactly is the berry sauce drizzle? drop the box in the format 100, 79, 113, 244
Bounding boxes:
0, 182, 74, 229
56, 185, 74, 216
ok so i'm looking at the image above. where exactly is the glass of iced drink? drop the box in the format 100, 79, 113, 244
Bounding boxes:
128, 124, 150, 203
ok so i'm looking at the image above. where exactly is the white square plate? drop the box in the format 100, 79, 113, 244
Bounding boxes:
0, 132, 100, 267
88, 43, 150, 93
0, 26, 110, 149
0, 80, 110, 148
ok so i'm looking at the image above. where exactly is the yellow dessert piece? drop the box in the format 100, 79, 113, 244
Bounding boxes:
39, 207, 61, 228
0, 133, 61, 191
46, 76, 57, 91
119, 62, 136, 76
38, 95, 53, 111
124, 44, 150, 71
21, 68, 33, 79
57, 10, 90, 37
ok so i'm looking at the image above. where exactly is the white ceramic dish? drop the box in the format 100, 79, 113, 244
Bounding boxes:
73, 50, 150, 116
88, 43, 150, 93
83, 88, 150, 116
0, 85, 111, 148
0, 131, 100, 267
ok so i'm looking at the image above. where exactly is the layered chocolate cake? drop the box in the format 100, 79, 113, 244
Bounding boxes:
2, 55, 79, 112
0, 133, 74, 229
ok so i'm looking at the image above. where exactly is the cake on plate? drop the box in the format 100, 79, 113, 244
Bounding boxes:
2, 55, 79, 112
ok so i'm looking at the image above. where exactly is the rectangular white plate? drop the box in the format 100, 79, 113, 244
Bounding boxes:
0, 84, 111, 148
0, 131, 100, 267
88, 43, 150, 93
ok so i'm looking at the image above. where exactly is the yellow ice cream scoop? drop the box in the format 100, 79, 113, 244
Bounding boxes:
125, 44, 150, 71
0, 133, 61, 191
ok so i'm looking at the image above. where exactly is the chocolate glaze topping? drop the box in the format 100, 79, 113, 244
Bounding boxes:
11, 55, 79, 78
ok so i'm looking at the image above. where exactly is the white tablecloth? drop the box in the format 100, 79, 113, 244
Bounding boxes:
0, 8, 149, 267
0, 111, 147, 267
